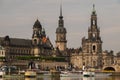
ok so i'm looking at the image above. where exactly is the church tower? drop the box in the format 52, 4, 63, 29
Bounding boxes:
82, 4, 102, 54
32, 19, 42, 56
81, 5, 103, 68
56, 5, 67, 52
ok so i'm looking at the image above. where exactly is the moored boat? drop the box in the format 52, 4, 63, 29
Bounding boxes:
83, 71, 95, 77
24, 61, 38, 77
60, 71, 82, 77
82, 65, 95, 77
24, 69, 36, 77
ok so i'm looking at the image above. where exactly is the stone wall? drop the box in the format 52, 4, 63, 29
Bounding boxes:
4, 60, 68, 70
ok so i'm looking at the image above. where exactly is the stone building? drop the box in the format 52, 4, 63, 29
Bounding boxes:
0, 6, 68, 70
0, 19, 53, 62
70, 5, 114, 70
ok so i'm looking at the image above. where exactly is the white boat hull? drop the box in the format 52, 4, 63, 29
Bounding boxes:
83, 71, 95, 77
60, 71, 82, 77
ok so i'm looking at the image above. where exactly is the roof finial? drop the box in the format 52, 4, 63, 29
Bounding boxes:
59, 0, 63, 19
93, 4, 96, 13
60, 0, 62, 16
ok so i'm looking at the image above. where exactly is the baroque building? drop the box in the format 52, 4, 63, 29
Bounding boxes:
32, 19, 53, 56
82, 4, 102, 54
81, 4, 103, 68
0, 6, 69, 70
0, 19, 53, 61
70, 5, 114, 70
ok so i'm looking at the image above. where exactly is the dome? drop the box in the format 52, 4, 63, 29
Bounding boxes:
33, 19, 42, 29
56, 27, 66, 33
4, 35, 10, 41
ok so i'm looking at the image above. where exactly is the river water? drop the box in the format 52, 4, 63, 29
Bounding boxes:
0, 76, 120, 80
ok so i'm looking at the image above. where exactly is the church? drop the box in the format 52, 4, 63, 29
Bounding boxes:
70, 5, 116, 71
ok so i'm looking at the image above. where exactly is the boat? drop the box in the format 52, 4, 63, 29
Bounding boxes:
60, 71, 82, 77
24, 69, 36, 77
24, 61, 37, 77
83, 71, 95, 77
82, 66, 95, 77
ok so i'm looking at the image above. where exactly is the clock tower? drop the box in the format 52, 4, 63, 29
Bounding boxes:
56, 5, 67, 52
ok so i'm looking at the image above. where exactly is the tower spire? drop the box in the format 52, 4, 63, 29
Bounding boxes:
60, 2, 62, 17
93, 4, 95, 11
92, 4, 96, 14
56, 0, 67, 52
59, 0, 63, 19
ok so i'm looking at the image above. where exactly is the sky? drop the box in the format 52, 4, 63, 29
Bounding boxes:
0, 0, 120, 54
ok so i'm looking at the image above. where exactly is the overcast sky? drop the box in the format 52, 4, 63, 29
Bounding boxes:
0, 0, 120, 54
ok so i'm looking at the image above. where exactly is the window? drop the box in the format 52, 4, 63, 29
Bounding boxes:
34, 39, 37, 44
93, 45, 96, 51
2, 51, 3, 55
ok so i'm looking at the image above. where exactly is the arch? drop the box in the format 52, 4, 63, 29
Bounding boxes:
104, 67, 115, 71
34, 39, 37, 45
92, 45, 96, 52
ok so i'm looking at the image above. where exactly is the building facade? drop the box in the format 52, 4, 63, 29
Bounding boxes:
0, 19, 53, 62
71, 5, 115, 70
0, 4, 119, 71
0, 7, 68, 70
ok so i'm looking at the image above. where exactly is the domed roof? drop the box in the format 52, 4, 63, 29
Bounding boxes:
33, 19, 42, 29
4, 35, 10, 41
56, 27, 66, 33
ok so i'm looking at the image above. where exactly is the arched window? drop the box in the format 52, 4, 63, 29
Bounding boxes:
34, 39, 37, 45
2, 51, 3, 55
93, 45, 96, 52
